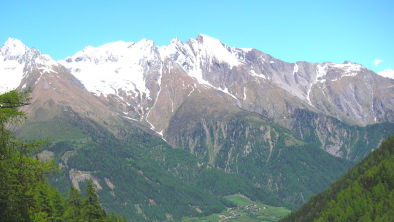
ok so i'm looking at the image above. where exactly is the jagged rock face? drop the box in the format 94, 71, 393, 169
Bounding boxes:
308, 63, 394, 125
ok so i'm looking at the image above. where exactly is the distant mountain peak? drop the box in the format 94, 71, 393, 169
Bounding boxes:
169, 37, 182, 44
2, 37, 29, 58
0, 38, 61, 94
4, 37, 26, 48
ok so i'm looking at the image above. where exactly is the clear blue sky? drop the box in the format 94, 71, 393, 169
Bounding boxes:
1, 0, 393, 72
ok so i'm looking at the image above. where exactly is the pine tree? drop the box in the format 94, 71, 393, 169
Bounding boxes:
63, 186, 83, 222
108, 212, 117, 222
50, 187, 65, 222
31, 181, 52, 221
0, 89, 52, 222
81, 179, 106, 222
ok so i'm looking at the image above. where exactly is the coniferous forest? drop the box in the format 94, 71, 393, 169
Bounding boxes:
0, 90, 127, 222
279, 134, 394, 222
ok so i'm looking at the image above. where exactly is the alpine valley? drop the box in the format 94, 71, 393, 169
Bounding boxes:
2, 34, 394, 221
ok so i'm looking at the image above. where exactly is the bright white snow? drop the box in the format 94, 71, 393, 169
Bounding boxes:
0, 38, 61, 94
326, 63, 363, 82
0, 38, 29, 93
250, 70, 266, 79
241, 48, 253, 53
2, 38, 28, 58
377, 69, 394, 79
57, 34, 253, 106
0, 59, 25, 93
196, 34, 240, 68
58, 39, 156, 98
293, 63, 299, 74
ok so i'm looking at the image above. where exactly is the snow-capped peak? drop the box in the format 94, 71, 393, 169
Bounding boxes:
1, 38, 29, 58
69, 41, 135, 63
377, 69, 394, 79
0, 38, 30, 93
194, 34, 240, 68
35, 54, 58, 67
0, 38, 61, 94
158, 37, 186, 61
170, 37, 182, 44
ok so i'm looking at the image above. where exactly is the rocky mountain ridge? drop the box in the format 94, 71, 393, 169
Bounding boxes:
55, 34, 394, 128
2, 35, 394, 158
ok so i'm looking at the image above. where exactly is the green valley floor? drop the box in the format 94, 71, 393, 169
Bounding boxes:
181, 194, 291, 222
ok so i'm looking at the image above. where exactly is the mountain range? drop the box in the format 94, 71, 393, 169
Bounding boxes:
2, 34, 394, 220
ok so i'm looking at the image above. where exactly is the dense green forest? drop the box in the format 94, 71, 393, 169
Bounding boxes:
280, 134, 394, 222
0, 90, 126, 222
45, 118, 287, 220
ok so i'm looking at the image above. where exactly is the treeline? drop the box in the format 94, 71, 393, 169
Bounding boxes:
24, 179, 126, 222
0, 90, 127, 222
63, 179, 127, 222
280, 134, 394, 222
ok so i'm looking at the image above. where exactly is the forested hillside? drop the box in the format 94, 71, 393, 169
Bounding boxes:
280, 134, 394, 222
43, 107, 292, 220
0, 90, 126, 222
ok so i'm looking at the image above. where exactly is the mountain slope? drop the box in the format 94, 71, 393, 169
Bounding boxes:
280, 134, 394, 222
165, 96, 354, 205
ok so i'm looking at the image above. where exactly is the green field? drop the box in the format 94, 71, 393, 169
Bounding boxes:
181, 194, 291, 222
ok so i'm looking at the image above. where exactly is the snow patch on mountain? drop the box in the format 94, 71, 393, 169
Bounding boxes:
145, 63, 164, 130
250, 70, 267, 79
241, 48, 253, 53
330, 62, 363, 81
293, 63, 299, 74
305, 64, 329, 106
316, 63, 328, 80
0, 58, 25, 93
377, 69, 394, 79
332, 62, 363, 73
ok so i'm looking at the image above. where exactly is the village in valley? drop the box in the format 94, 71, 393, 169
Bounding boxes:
182, 195, 291, 222
218, 204, 267, 220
